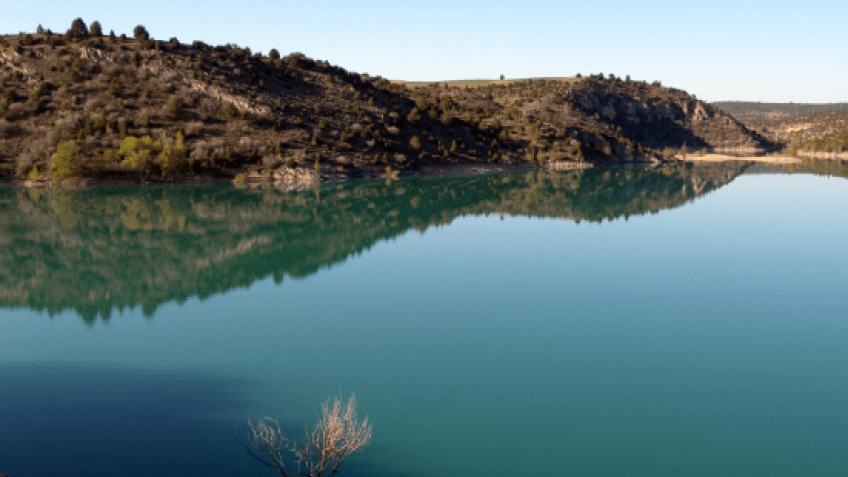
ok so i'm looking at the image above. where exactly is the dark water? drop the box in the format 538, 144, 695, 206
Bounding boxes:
2, 161, 848, 476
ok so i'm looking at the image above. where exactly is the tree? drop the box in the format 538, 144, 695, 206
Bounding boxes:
500, 74, 505, 80
165, 97, 182, 120
244, 394, 372, 477
119, 136, 155, 181
109, 30, 116, 42
158, 132, 187, 176
68, 18, 89, 37
36, 24, 44, 35
51, 141, 81, 181
90, 21, 103, 37
268, 48, 281, 61
133, 24, 149, 40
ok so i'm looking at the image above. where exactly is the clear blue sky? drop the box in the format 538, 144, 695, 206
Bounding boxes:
4, 0, 847, 103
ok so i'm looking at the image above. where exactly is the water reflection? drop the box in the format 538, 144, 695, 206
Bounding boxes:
0, 161, 797, 321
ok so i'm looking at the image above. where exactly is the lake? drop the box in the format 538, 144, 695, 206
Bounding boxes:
2, 160, 848, 476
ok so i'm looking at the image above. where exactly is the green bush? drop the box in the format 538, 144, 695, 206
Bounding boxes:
51, 141, 81, 181
119, 136, 155, 179
158, 132, 188, 176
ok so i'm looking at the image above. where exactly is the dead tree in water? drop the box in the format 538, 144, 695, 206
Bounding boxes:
243, 393, 372, 477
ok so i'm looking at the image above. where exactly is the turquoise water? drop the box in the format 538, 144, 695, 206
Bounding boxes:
2, 162, 848, 476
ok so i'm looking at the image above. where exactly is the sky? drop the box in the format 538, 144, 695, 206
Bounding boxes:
3, 0, 847, 103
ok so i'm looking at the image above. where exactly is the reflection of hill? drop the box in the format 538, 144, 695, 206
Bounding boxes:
0, 163, 747, 322
780, 159, 848, 178
744, 159, 848, 179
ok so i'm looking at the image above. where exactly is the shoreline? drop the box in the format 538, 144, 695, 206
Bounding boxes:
0, 160, 598, 189
682, 154, 802, 164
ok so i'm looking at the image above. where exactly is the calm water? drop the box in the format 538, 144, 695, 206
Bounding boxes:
2, 161, 848, 476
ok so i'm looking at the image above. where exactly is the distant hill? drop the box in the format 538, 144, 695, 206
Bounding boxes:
0, 21, 777, 186
711, 101, 848, 124
755, 111, 848, 157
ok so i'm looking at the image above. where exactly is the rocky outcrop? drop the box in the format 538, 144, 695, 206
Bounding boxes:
563, 80, 778, 153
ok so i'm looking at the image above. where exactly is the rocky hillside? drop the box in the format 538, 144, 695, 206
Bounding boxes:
752, 111, 848, 157
0, 21, 776, 186
553, 79, 776, 154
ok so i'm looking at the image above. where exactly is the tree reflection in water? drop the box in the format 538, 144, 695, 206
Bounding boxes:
0, 161, 778, 322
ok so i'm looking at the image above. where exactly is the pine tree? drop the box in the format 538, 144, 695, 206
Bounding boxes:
133, 25, 149, 40
90, 21, 103, 37
68, 18, 89, 37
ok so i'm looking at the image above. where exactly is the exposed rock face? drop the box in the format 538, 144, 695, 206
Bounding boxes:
79, 47, 272, 116
272, 165, 321, 189
562, 80, 778, 153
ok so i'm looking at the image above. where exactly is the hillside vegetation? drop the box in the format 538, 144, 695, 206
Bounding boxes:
712, 101, 848, 124
0, 19, 776, 186
754, 111, 848, 156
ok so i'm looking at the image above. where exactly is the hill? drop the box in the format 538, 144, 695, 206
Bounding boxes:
0, 20, 778, 186
752, 111, 848, 157
711, 101, 848, 124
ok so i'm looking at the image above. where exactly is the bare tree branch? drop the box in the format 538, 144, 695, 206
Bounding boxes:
243, 393, 372, 477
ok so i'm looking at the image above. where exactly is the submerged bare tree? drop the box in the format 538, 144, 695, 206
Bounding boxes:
244, 393, 372, 477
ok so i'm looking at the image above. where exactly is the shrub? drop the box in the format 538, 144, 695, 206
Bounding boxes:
27, 164, 42, 181
158, 131, 188, 176
119, 136, 155, 179
409, 135, 422, 150
133, 25, 149, 40
268, 48, 280, 61
90, 21, 103, 37
165, 97, 182, 120
221, 102, 239, 119
28, 90, 45, 113
51, 141, 81, 181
